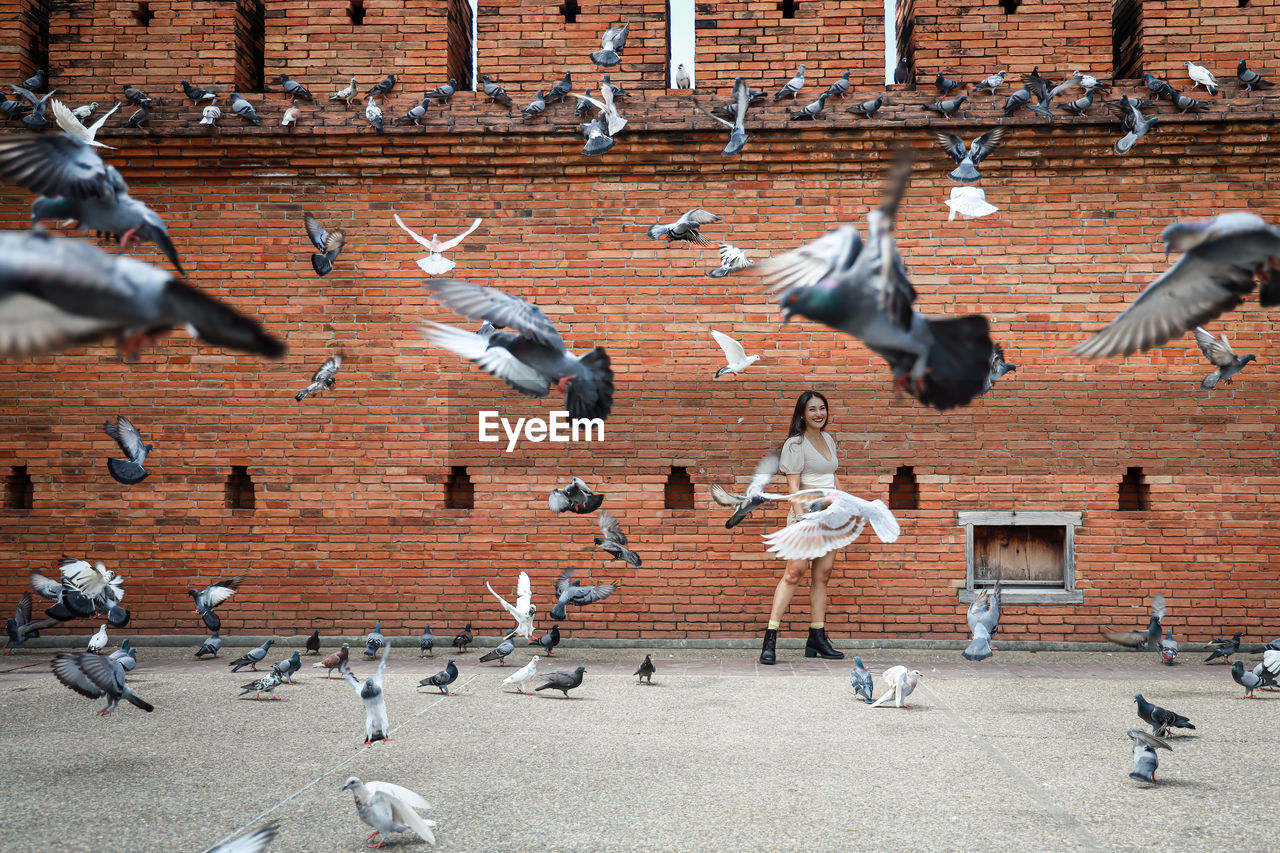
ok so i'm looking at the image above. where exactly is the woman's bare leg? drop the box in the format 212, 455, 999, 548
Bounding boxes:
768, 559, 809, 625
808, 553, 836, 624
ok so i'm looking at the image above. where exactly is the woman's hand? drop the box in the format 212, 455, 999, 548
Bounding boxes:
791, 499, 809, 518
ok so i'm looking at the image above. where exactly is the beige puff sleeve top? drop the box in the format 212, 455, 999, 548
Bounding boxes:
778, 433, 839, 490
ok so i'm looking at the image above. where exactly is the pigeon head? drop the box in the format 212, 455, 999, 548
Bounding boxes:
31, 196, 73, 222
1239, 354, 1258, 365
1232, 661, 1244, 674
1159, 220, 1212, 256
486, 330, 521, 350
340, 776, 362, 793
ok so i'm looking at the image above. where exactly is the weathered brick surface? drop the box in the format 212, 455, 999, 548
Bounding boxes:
1141, 0, 1280, 83
0, 3, 1279, 646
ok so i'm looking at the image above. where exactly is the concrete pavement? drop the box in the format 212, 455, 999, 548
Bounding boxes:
0, 644, 1274, 852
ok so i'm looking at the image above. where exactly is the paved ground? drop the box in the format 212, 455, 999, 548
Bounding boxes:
1, 641, 1274, 852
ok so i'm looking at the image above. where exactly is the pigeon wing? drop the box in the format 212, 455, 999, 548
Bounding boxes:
103, 415, 145, 459
434, 217, 483, 253
421, 321, 551, 397
303, 213, 329, 253
933, 132, 969, 165
392, 213, 437, 250
746, 453, 781, 496
516, 571, 532, 613
203, 580, 240, 608
52, 652, 107, 698
486, 580, 520, 619
1193, 326, 1236, 367
710, 329, 747, 364
684, 208, 723, 225
969, 127, 1005, 165
378, 793, 437, 844
709, 483, 744, 506
601, 23, 629, 50
29, 571, 63, 601
423, 279, 565, 352
0, 133, 120, 199
1150, 593, 1166, 623
756, 225, 864, 294
62, 560, 110, 597
598, 509, 627, 545
51, 99, 113, 148
691, 95, 734, 130
555, 568, 575, 599
572, 581, 616, 605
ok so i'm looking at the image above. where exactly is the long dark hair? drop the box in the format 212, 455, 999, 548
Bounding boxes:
787, 390, 830, 438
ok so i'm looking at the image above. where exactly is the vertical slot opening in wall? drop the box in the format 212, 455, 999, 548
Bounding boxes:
779, 0, 798, 17
1118, 466, 1149, 511
664, 465, 695, 509
226, 465, 256, 510
888, 465, 919, 511
1112, 0, 1143, 79
5, 465, 33, 510
234, 0, 266, 93
561, 0, 580, 23
446, 465, 473, 509
1238, 0, 1249, 6
667, 0, 696, 89
1000, 0, 1020, 12
132, 1, 154, 26
447, 0, 478, 91
889, 0, 915, 87
347, 0, 366, 25
24, 0, 51, 77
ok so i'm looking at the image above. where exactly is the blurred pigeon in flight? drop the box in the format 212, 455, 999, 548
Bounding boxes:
763, 489, 900, 559
207, 821, 280, 853
691, 77, 750, 156
103, 416, 152, 484
591, 23, 629, 67
708, 243, 753, 278
392, 213, 482, 275
4, 593, 37, 654
303, 212, 345, 276
594, 510, 640, 567
549, 477, 604, 514
1127, 729, 1170, 783
1193, 326, 1255, 389
1103, 593, 1165, 649
343, 643, 391, 744
295, 355, 343, 401
709, 452, 780, 528
189, 577, 242, 617
552, 568, 618, 620
647, 208, 723, 245
982, 344, 1016, 393
53, 651, 153, 714
1204, 631, 1242, 664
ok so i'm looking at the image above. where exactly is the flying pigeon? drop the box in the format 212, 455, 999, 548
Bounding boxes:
277, 73, 313, 101
341, 777, 436, 848
200, 103, 221, 125
549, 477, 604, 514
451, 623, 473, 653
228, 92, 260, 125
60, 559, 123, 602
1127, 729, 1170, 783
648, 209, 723, 245
974, 70, 1006, 94
102, 416, 152, 484
14, 86, 57, 130
825, 70, 851, 99
634, 654, 655, 685
1103, 593, 1165, 649
594, 510, 640, 567
983, 344, 1016, 393
551, 568, 618, 620
790, 92, 829, 121
591, 23, 629, 67
601, 75, 629, 100
774, 65, 806, 100
312, 642, 349, 678
850, 657, 873, 703
343, 643, 391, 744
536, 665, 586, 698
710, 329, 760, 377
522, 90, 547, 119
707, 243, 754, 279
762, 489, 900, 559
1134, 693, 1195, 737
691, 77, 750, 156
574, 88, 594, 117
392, 212, 482, 275
933, 126, 1005, 183
922, 95, 966, 118
1159, 629, 1178, 665
1143, 72, 1178, 101
578, 117, 616, 156
1237, 59, 1273, 92
1193, 326, 1255, 389
419, 658, 459, 695
303, 212, 345, 277
229, 638, 274, 672
1231, 660, 1264, 698
846, 95, 884, 118
934, 72, 965, 94
4, 592, 37, 653
424, 78, 457, 104
1074, 212, 1280, 359
207, 821, 281, 853
1185, 61, 1218, 95
1205, 631, 1242, 664
366, 74, 395, 97
418, 624, 434, 657
201, 610, 221, 633
487, 571, 536, 641
420, 278, 615, 421
195, 631, 222, 659
502, 655, 540, 694
569, 89, 626, 136
531, 624, 560, 656
962, 581, 1000, 661
330, 77, 358, 104
70, 101, 98, 121
295, 355, 343, 401
189, 577, 242, 616
479, 637, 515, 665
86, 623, 108, 653
53, 651, 153, 714
709, 453, 781, 528
869, 665, 920, 708
479, 74, 512, 106
240, 670, 284, 701
364, 96, 383, 133
675, 63, 692, 89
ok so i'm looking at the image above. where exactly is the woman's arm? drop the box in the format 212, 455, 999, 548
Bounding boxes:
787, 473, 806, 516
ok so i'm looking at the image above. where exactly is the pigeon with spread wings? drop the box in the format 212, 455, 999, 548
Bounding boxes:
594, 509, 640, 567
486, 570, 536, 641
421, 279, 614, 421
1193, 326, 1255, 389
549, 477, 604, 514
762, 489, 900, 560
710, 329, 760, 377
551, 568, 617, 621
295, 354, 343, 401
692, 78, 751, 156
103, 415, 152, 484
710, 453, 781, 528
591, 23, 629, 67
647, 208, 723, 245
341, 777, 437, 848
303, 213, 345, 277
392, 213, 482, 276
342, 642, 391, 745
934, 127, 1005, 183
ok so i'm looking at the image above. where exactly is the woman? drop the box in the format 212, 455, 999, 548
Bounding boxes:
760, 390, 844, 664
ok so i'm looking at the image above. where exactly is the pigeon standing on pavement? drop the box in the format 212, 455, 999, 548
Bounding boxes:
341, 777, 436, 848
312, 643, 349, 678
634, 654, 655, 685
1159, 629, 1178, 665
451, 623, 473, 653
1231, 661, 1265, 698
1134, 693, 1195, 737
502, 655, 540, 694
1127, 729, 1170, 783
549, 478, 605, 514
305, 629, 321, 655
103, 416, 152, 485
195, 631, 222, 659
536, 665, 587, 698
107, 638, 135, 672
364, 622, 385, 658
1205, 631, 1242, 664
271, 650, 302, 684
594, 510, 641, 567
295, 355, 343, 400
869, 666, 920, 708
419, 658, 459, 696
1194, 327, 1255, 389
710, 329, 760, 377
229, 638, 274, 672
1237, 59, 1273, 92
53, 651, 153, 714
343, 643, 391, 744
532, 624, 560, 656
962, 581, 1000, 661
774, 65, 806, 100
240, 669, 284, 700
850, 657, 874, 703
418, 624, 435, 658
479, 637, 516, 665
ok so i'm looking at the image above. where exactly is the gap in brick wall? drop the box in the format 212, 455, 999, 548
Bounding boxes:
25, 0, 50, 73
132, 1, 154, 27
226, 465, 255, 510
778, 0, 798, 18
664, 466, 695, 510
5, 465, 33, 510
888, 465, 918, 511
1000, 0, 1020, 12
1112, 0, 1143, 79
446, 465, 473, 509
347, 0, 366, 25
1239, 0, 1249, 6
560, 0, 580, 23
235, 0, 266, 93
446, 0, 476, 92
1117, 466, 1150, 511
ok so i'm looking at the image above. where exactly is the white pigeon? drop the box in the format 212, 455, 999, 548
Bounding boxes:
762, 490, 901, 560
51, 99, 121, 149
281, 101, 300, 127
61, 559, 124, 602
70, 102, 97, 121
342, 642, 391, 745
86, 624, 108, 654
392, 213, 483, 275
707, 243, 753, 278
330, 77, 358, 104
200, 102, 221, 125
675, 63, 692, 89
869, 665, 920, 708
1262, 649, 1280, 682
486, 570, 536, 642
569, 89, 626, 136
710, 329, 760, 377
1185, 61, 1218, 95
341, 777, 437, 847
502, 655, 540, 694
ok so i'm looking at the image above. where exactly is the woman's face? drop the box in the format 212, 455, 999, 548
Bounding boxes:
803, 398, 827, 430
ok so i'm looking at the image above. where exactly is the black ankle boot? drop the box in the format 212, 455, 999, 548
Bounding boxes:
805, 627, 844, 660
759, 629, 778, 665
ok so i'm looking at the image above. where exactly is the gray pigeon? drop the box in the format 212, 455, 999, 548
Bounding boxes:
591, 23, 629, 67
52, 651, 153, 714
983, 344, 1016, 393
364, 621, 385, 658
773, 65, 805, 100
420, 278, 615, 421
277, 73, 313, 101
601, 76, 629, 100
893, 57, 911, 85
962, 580, 1001, 661
790, 92, 828, 121
1103, 593, 1165, 649
122, 85, 152, 107
647, 208, 723, 245
341, 777, 436, 848
393, 98, 430, 126
424, 78, 457, 104
0, 231, 283, 359
195, 631, 222, 658
1002, 86, 1032, 115
366, 74, 395, 97
1237, 59, 1273, 92
847, 95, 884, 118
1135, 693, 1195, 737
579, 117, 616, 157
757, 155, 995, 410
1074, 212, 1280, 359
29, 186, 185, 275
850, 656, 873, 703
574, 88, 594, 117
935, 71, 965, 94
4, 592, 38, 653
295, 355, 343, 401
364, 96, 383, 133
419, 658, 459, 695
1231, 661, 1264, 698
522, 91, 547, 119
594, 509, 641, 567
21, 69, 47, 92
1112, 94, 1158, 154
303, 212, 345, 276
1060, 90, 1096, 116
107, 638, 135, 672
691, 78, 750, 156
825, 71, 851, 98
102, 415, 152, 484
228, 92, 260, 125
229, 638, 274, 672
181, 80, 216, 105
1127, 729, 1170, 783
634, 654, 655, 684
418, 624, 434, 658
189, 577, 242, 616
479, 74, 512, 106
549, 477, 604, 514
535, 665, 586, 698
1194, 326, 1255, 389
1159, 629, 1178, 665
271, 649, 302, 684
922, 95, 966, 118
934, 126, 1005, 183
343, 643, 391, 744
1205, 631, 1242, 664
709, 452, 781, 528
974, 70, 1006, 94
551, 567, 618, 620
545, 70, 572, 104
478, 637, 515, 665
240, 669, 284, 700
1171, 91, 1208, 114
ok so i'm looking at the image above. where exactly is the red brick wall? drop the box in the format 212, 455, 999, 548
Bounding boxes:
1140, 0, 1279, 84
0, 0, 46, 85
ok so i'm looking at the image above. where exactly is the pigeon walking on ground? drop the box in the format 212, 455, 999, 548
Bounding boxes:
190, 577, 242, 619
502, 655, 539, 694
549, 478, 604, 514
53, 651, 152, 714
933, 126, 1005, 183
363, 622, 385, 658
532, 624, 560, 656
1205, 631, 1242, 664
774, 65, 805, 100
962, 581, 1000, 661
709, 452, 781, 528
1194, 327, 1255, 389
1127, 729, 1170, 783
312, 643, 349, 678
647, 208, 723, 246
591, 23, 629, 67
1135, 693, 1195, 736
1237, 59, 1273, 92
86, 623, 108, 653
634, 654, 655, 685
594, 510, 641, 567
195, 631, 222, 659
451, 623, 473, 653
305, 630, 320, 655
343, 643, 391, 744
850, 657, 874, 703
103, 416, 152, 485
710, 329, 760, 377
536, 665, 586, 698
419, 658, 459, 696
229, 639, 274, 672
1159, 629, 1179, 665
479, 637, 515, 665
1232, 661, 1265, 698
240, 670, 284, 700
551, 568, 618, 621
869, 665, 920, 708
418, 624, 435, 658
392, 213, 482, 275
1103, 593, 1165, 650
295, 355, 343, 400
341, 777, 436, 848
487, 571, 536, 641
